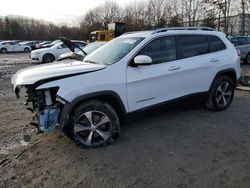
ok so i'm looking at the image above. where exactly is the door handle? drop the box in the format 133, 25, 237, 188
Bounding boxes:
168, 66, 181, 71
210, 58, 218, 63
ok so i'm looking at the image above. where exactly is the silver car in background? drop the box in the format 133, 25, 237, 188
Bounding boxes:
229, 36, 250, 64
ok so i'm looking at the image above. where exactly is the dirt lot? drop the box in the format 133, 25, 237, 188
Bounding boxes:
0, 53, 250, 188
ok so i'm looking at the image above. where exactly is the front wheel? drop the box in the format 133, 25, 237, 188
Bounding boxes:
206, 76, 235, 111
67, 100, 120, 148
42, 54, 55, 63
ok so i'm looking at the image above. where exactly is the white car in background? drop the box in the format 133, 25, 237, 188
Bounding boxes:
0, 41, 31, 53
30, 40, 87, 63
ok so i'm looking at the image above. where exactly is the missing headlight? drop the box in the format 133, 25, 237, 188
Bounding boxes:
36, 87, 61, 132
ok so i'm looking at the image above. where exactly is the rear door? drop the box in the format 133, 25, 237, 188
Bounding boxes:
4, 42, 14, 52
126, 35, 184, 112
175, 35, 222, 95
14, 44, 24, 52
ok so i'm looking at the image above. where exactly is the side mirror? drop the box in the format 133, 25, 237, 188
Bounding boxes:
133, 55, 152, 66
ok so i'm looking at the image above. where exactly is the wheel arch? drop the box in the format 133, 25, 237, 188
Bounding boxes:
59, 91, 127, 128
42, 53, 55, 61
210, 68, 237, 90
1, 47, 7, 53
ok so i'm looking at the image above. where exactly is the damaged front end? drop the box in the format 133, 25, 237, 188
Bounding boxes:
16, 86, 63, 133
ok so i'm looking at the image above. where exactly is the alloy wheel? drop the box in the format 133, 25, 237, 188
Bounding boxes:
215, 81, 233, 108
74, 110, 112, 147
247, 55, 250, 64
1, 48, 7, 53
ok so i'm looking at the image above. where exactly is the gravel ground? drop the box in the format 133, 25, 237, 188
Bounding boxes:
0, 53, 250, 188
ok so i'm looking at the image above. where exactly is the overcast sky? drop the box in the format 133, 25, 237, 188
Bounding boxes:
1, 0, 135, 25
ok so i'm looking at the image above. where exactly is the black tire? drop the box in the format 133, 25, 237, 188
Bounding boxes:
24, 47, 30, 52
1, 48, 7, 53
42, 54, 55, 63
243, 53, 250, 64
65, 100, 120, 148
206, 76, 235, 111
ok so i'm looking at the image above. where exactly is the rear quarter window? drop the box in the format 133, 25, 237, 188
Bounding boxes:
207, 35, 226, 52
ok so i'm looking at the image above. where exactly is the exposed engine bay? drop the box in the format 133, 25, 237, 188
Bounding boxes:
17, 86, 62, 133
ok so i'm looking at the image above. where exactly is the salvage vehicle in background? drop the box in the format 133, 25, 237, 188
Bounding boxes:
229, 36, 250, 64
30, 40, 87, 63
19, 41, 39, 50
12, 27, 241, 148
57, 41, 106, 61
35, 41, 52, 49
36, 40, 61, 49
0, 41, 31, 53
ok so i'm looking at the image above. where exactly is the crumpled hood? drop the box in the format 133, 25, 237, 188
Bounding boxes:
11, 60, 106, 90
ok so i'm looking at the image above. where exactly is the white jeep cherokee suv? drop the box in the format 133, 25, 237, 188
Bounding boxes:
12, 28, 241, 147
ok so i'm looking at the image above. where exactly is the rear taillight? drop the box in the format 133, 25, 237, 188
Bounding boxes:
236, 48, 241, 56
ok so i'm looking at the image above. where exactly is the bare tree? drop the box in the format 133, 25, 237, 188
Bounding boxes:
146, 0, 169, 28
203, 0, 233, 34
180, 0, 204, 26
123, 1, 147, 31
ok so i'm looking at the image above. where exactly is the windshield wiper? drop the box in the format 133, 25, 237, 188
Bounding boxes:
84, 60, 98, 64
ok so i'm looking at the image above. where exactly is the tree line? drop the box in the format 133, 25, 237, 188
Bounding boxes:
1, 0, 250, 41
0, 16, 84, 41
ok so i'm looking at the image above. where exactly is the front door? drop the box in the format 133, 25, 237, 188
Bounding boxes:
126, 36, 184, 112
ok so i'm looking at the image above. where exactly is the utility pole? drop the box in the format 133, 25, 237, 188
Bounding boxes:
242, 0, 245, 35
218, 11, 221, 31
224, 0, 227, 34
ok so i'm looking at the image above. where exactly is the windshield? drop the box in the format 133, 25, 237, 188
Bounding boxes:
80, 43, 103, 55
84, 37, 144, 65
51, 40, 60, 45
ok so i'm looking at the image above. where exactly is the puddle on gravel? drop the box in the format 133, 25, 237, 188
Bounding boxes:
0, 133, 31, 155
0, 140, 21, 155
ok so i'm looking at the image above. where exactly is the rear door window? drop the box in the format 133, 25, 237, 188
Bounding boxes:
177, 35, 210, 58
238, 37, 248, 45
230, 38, 239, 46
207, 35, 226, 52
137, 36, 176, 64
246, 37, 250, 44
234, 37, 249, 46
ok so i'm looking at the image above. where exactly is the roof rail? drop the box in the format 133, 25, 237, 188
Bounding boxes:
152, 27, 215, 34
121, 31, 151, 36
121, 31, 138, 36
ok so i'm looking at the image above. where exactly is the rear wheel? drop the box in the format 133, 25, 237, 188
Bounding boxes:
206, 76, 235, 111
243, 53, 250, 64
66, 100, 120, 148
24, 47, 30, 52
42, 54, 55, 63
1, 48, 7, 53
